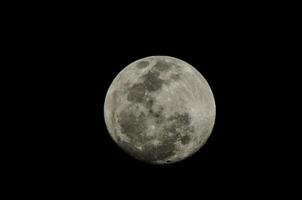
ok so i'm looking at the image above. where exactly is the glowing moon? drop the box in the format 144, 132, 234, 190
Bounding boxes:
104, 56, 216, 164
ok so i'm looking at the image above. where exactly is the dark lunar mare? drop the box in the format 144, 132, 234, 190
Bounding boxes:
153, 60, 171, 71
117, 109, 147, 144
117, 62, 194, 162
136, 61, 149, 69
117, 110, 194, 163
142, 70, 164, 92
127, 83, 145, 103
126, 68, 164, 103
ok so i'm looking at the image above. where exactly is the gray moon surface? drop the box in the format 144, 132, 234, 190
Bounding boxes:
104, 56, 216, 164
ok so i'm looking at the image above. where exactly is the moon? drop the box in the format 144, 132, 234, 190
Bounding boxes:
104, 56, 216, 164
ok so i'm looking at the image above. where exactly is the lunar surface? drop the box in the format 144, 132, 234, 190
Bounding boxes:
104, 56, 215, 164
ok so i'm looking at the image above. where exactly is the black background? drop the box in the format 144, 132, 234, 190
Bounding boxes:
10, 3, 298, 197
48, 24, 268, 194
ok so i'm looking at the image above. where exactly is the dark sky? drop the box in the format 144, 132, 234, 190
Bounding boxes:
45, 25, 273, 193
14, 4, 296, 197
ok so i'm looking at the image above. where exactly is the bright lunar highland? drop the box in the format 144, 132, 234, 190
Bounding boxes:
104, 56, 216, 164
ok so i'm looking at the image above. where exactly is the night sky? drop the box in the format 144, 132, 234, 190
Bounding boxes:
15, 4, 294, 197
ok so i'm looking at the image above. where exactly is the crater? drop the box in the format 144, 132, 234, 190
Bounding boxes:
163, 112, 194, 145
153, 60, 172, 71
136, 61, 149, 69
170, 73, 181, 81
149, 106, 165, 124
168, 112, 191, 127
180, 135, 191, 145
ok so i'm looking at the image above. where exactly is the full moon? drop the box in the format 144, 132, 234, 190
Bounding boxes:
104, 56, 216, 164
